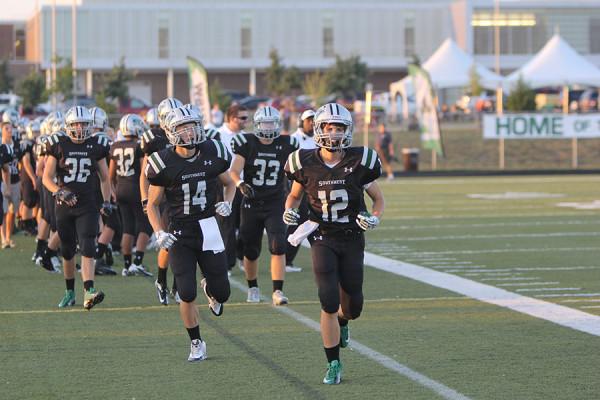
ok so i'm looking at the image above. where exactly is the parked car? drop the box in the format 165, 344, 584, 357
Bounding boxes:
62, 96, 96, 110
117, 97, 152, 115
238, 95, 271, 110
0, 93, 22, 114
578, 89, 598, 112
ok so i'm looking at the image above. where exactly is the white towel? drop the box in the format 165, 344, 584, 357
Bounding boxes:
199, 217, 225, 253
287, 220, 319, 247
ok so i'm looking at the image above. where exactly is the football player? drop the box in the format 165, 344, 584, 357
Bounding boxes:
229, 106, 299, 305
89, 107, 120, 276
141, 97, 182, 303
19, 121, 41, 236
1, 110, 22, 248
284, 103, 385, 384
43, 106, 113, 310
285, 109, 316, 272
146, 106, 235, 361
109, 114, 153, 276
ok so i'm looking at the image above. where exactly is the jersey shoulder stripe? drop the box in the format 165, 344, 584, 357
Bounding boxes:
287, 149, 302, 173
232, 133, 247, 147
211, 139, 230, 162
289, 136, 299, 149
360, 147, 378, 169
148, 151, 166, 174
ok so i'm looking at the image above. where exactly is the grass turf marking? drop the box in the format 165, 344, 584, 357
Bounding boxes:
227, 277, 473, 400
362, 251, 600, 336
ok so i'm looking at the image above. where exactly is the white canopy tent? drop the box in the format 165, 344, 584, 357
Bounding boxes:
504, 34, 600, 90
390, 38, 503, 119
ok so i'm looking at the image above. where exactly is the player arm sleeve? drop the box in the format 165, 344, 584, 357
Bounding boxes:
284, 150, 305, 185
358, 147, 382, 186
145, 152, 167, 186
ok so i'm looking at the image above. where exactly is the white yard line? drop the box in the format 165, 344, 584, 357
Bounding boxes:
409, 247, 597, 256
380, 220, 600, 231
362, 251, 600, 336
227, 278, 472, 400
394, 232, 600, 242
535, 293, 600, 298
515, 288, 581, 292
480, 277, 538, 282
498, 282, 560, 287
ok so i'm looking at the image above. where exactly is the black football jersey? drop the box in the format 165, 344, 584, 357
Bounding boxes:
145, 139, 231, 222
6, 143, 22, 184
109, 139, 144, 185
141, 127, 170, 155
285, 147, 382, 231
231, 133, 299, 200
19, 139, 35, 179
46, 133, 110, 203
0, 144, 12, 183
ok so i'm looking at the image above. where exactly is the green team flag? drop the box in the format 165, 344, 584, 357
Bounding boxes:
186, 56, 211, 124
408, 64, 444, 157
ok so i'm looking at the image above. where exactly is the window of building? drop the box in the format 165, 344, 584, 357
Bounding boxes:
404, 18, 415, 57
590, 19, 600, 53
15, 29, 25, 60
323, 18, 334, 58
241, 17, 252, 59
158, 20, 169, 59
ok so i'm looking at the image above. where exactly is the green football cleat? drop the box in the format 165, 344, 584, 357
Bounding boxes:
322, 360, 343, 385
83, 288, 105, 310
58, 290, 76, 308
340, 325, 350, 348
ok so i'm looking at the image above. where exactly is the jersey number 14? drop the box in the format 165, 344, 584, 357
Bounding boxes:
182, 181, 207, 214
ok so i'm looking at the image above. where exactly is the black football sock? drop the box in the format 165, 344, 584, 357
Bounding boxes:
123, 254, 132, 269
272, 280, 284, 292
324, 345, 340, 363
247, 279, 258, 288
186, 325, 202, 341
96, 243, 107, 260
66, 278, 75, 291
133, 251, 144, 265
83, 280, 94, 291
36, 239, 48, 255
157, 267, 167, 287
338, 316, 349, 327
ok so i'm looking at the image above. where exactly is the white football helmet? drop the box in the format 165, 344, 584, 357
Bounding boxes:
145, 107, 159, 128
26, 121, 41, 141
119, 114, 147, 138
253, 106, 281, 140
2, 109, 19, 127
313, 103, 353, 150
89, 107, 109, 131
65, 106, 93, 142
157, 98, 183, 129
164, 106, 205, 148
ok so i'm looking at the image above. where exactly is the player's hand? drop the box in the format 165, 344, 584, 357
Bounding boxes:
156, 230, 177, 250
141, 199, 148, 214
356, 211, 380, 231
237, 181, 255, 199
283, 208, 301, 225
100, 201, 116, 217
53, 188, 77, 207
215, 201, 232, 217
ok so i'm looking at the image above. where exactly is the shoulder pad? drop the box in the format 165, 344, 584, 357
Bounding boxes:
96, 134, 110, 148
141, 129, 155, 147
147, 151, 167, 175
287, 149, 302, 173
210, 139, 231, 162
360, 147, 379, 170
289, 136, 299, 149
46, 133, 62, 146
231, 133, 248, 147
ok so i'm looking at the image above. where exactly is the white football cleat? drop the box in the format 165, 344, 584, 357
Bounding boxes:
272, 290, 289, 306
285, 265, 302, 272
246, 287, 260, 303
188, 339, 207, 362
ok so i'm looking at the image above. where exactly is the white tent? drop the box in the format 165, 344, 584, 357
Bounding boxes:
390, 38, 503, 118
504, 34, 600, 89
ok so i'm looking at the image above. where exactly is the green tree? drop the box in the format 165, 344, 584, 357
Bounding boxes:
283, 66, 303, 93
209, 78, 231, 111
48, 56, 74, 100
325, 55, 368, 99
265, 48, 286, 96
16, 70, 47, 111
469, 64, 483, 96
506, 76, 536, 112
0, 59, 13, 93
303, 70, 329, 106
100, 58, 133, 107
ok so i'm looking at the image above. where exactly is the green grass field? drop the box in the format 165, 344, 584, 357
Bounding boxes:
2, 175, 600, 399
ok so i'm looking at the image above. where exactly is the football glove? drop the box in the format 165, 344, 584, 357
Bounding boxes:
100, 201, 116, 217
53, 188, 77, 206
356, 211, 380, 231
141, 198, 148, 214
237, 181, 255, 199
283, 208, 301, 225
215, 201, 232, 217
156, 230, 177, 250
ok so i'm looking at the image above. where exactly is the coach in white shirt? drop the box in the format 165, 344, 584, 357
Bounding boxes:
291, 109, 316, 150
218, 104, 249, 156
